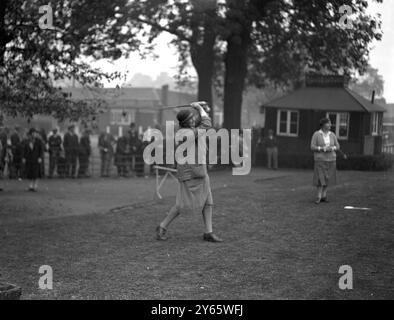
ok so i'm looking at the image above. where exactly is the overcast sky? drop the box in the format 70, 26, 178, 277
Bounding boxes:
368, 0, 394, 103
96, 2, 394, 103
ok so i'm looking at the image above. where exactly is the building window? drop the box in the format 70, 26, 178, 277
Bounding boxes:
277, 110, 299, 136
327, 112, 349, 140
110, 109, 135, 125
371, 112, 380, 136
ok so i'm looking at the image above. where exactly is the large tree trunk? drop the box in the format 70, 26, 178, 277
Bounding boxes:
190, 40, 215, 121
196, 65, 214, 118
223, 31, 250, 129
190, 2, 217, 121
222, 0, 252, 130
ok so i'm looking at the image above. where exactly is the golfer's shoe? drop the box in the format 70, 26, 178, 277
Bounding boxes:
203, 233, 223, 243
320, 197, 329, 203
156, 226, 168, 241
314, 198, 321, 204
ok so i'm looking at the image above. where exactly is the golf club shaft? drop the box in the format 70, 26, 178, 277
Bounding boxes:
161, 101, 209, 111
161, 104, 192, 110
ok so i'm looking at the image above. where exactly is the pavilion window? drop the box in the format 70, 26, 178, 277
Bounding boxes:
110, 109, 135, 125
371, 112, 380, 136
327, 112, 349, 140
277, 110, 299, 137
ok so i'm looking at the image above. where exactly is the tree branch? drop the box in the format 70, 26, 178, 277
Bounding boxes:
135, 17, 191, 43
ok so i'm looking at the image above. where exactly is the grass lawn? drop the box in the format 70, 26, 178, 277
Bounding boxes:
0, 168, 393, 299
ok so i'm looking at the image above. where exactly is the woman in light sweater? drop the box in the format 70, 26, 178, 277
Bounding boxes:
310, 118, 340, 204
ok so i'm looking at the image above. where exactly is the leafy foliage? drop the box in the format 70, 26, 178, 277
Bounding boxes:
0, 0, 138, 120
349, 65, 385, 100
248, 0, 383, 88
0, 0, 384, 127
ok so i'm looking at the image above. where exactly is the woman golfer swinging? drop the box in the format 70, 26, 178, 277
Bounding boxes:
156, 101, 223, 242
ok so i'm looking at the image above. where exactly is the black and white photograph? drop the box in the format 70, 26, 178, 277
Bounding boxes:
0, 0, 393, 306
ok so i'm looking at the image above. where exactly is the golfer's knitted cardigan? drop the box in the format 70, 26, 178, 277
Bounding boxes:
310, 130, 340, 162
176, 114, 211, 182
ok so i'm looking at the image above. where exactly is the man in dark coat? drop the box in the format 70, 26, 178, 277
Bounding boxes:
48, 128, 62, 178
0, 126, 7, 148
0, 127, 8, 177
0, 139, 3, 191
98, 131, 114, 177
128, 123, 141, 176
78, 129, 91, 178
263, 129, 279, 170
22, 128, 44, 191
115, 134, 130, 177
9, 126, 23, 179
63, 125, 79, 178
39, 128, 48, 177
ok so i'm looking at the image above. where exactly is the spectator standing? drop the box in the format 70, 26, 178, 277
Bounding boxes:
0, 127, 8, 176
128, 123, 140, 176
1, 129, 13, 179
251, 125, 263, 166
48, 129, 62, 178
78, 129, 91, 178
0, 138, 3, 191
115, 133, 130, 177
63, 125, 79, 178
10, 126, 23, 179
264, 129, 278, 170
22, 128, 44, 192
57, 149, 67, 178
19, 129, 29, 179
39, 128, 48, 178
98, 131, 114, 177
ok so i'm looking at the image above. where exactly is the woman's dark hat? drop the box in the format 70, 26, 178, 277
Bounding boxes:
28, 128, 36, 135
320, 118, 330, 127
177, 109, 194, 127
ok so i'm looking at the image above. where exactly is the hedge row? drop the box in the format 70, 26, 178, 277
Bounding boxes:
337, 153, 394, 171
255, 152, 394, 171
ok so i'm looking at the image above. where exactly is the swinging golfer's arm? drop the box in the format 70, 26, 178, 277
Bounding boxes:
198, 115, 212, 130
192, 103, 212, 130
186, 116, 212, 140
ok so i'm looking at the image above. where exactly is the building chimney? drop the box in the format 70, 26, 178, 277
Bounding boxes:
371, 90, 375, 104
161, 84, 169, 106
159, 85, 169, 125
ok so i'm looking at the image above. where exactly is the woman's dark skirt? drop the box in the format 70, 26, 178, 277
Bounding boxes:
176, 175, 213, 214
313, 160, 336, 187
25, 162, 41, 180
